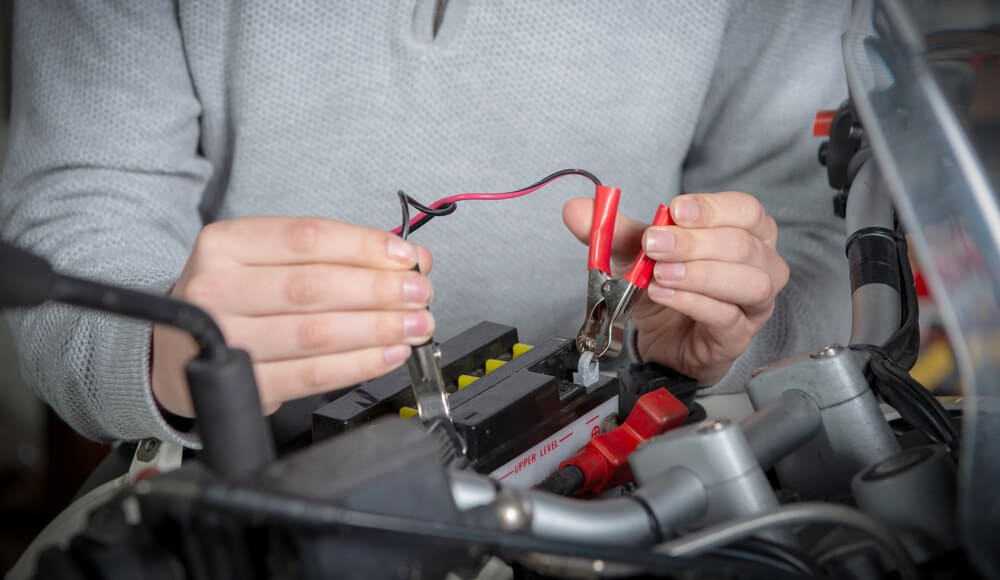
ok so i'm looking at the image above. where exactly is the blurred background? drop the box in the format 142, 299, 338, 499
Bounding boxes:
0, 2, 110, 572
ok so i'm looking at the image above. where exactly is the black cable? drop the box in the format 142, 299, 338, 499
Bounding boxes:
535, 465, 585, 496
396, 168, 602, 238
850, 231, 959, 450
728, 537, 824, 577
142, 480, 808, 580
505, 168, 602, 189
853, 343, 958, 447
50, 274, 227, 360
709, 547, 801, 576
397, 190, 456, 241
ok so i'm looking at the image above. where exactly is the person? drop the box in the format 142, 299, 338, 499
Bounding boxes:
0, 1, 851, 447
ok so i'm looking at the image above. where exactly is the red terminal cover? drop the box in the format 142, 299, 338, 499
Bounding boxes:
560, 387, 688, 496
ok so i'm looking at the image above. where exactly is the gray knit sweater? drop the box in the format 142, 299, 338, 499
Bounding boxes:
2, 1, 852, 447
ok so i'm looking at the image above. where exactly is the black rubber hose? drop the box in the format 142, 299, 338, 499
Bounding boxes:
535, 465, 586, 496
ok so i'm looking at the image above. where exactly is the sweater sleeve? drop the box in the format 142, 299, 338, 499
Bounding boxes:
682, 2, 854, 393
0, 0, 210, 445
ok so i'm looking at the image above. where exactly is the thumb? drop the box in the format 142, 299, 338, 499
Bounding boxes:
562, 197, 646, 266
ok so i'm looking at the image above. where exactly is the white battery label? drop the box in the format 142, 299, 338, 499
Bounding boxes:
488, 395, 619, 488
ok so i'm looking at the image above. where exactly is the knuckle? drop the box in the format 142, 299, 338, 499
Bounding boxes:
182, 273, 222, 307
374, 313, 400, 344
195, 221, 230, 255
287, 219, 322, 255
375, 270, 406, 306
741, 196, 767, 225
671, 228, 690, 255
765, 216, 779, 242
717, 304, 743, 328
299, 360, 326, 391
732, 232, 757, 262
747, 273, 773, 304
297, 317, 330, 350
775, 258, 791, 289
286, 269, 323, 305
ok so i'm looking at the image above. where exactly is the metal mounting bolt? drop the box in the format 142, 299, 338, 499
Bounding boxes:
697, 418, 730, 434
811, 344, 843, 359
493, 491, 531, 531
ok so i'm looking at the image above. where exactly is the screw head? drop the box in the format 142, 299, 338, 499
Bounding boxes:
697, 418, 730, 434
493, 491, 531, 531
812, 344, 843, 359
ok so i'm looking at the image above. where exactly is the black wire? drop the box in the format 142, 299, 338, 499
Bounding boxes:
709, 547, 801, 576
849, 230, 959, 450
727, 537, 824, 577
397, 190, 456, 240
395, 169, 602, 238
852, 343, 958, 447
398, 190, 411, 240
535, 465, 586, 496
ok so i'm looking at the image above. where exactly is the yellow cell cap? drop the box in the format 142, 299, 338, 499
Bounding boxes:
399, 407, 418, 419
512, 343, 534, 358
485, 359, 506, 373
457, 374, 478, 389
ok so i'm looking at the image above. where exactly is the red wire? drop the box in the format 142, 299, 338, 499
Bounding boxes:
390, 173, 595, 235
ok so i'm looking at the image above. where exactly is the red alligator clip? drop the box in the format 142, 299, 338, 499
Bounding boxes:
576, 185, 673, 358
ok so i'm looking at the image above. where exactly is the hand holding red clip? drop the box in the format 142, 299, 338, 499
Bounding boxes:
576, 185, 673, 358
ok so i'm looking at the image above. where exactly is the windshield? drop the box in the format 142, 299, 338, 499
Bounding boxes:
843, 0, 1000, 575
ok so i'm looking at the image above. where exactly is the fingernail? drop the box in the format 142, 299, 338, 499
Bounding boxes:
403, 312, 430, 338
384, 344, 411, 366
655, 262, 685, 281
403, 275, 431, 303
647, 285, 675, 301
674, 199, 699, 223
388, 237, 418, 264
645, 230, 675, 254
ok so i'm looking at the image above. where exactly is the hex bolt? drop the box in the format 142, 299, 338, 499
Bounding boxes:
493, 491, 532, 531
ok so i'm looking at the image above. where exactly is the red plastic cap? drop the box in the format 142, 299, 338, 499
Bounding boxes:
559, 387, 688, 496
625, 204, 672, 289
813, 110, 836, 137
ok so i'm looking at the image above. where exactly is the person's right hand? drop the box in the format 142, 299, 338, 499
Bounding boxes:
151, 217, 435, 418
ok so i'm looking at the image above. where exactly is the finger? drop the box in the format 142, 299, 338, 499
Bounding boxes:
562, 197, 647, 265
652, 260, 778, 315
254, 344, 413, 407
670, 192, 778, 245
414, 243, 433, 275
222, 310, 435, 362
645, 284, 763, 343
643, 226, 779, 272
196, 217, 425, 270
181, 265, 433, 315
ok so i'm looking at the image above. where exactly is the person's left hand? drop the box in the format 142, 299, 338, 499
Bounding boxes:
562, 192, 789, 385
